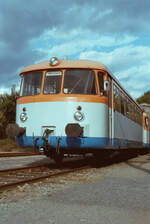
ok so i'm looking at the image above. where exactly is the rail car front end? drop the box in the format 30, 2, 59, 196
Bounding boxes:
8, 57, 150, 163
16, 98, 109, 153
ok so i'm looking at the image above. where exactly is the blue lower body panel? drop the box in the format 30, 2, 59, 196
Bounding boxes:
16, 136, 109, 148
16, 135, 146, 150
16, 136, 44, 148
51, 136, 111, 148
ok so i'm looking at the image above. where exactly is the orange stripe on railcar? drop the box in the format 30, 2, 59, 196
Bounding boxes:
143, 113, 149, 131
17, 95, 108, 105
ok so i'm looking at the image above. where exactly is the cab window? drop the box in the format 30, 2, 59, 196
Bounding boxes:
44, 71, 62, 94
63, 69, 97, 94
20, 72, 43, 96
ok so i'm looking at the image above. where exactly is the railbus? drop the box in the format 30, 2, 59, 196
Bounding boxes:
7, 57, 150, 163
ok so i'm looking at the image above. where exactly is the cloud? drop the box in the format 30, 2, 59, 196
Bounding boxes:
1, 0, 150, 50
120, 63, 150, 98
0, 0, 150, 98
42, 28, 138, 46
79, 44, 150, 72
33, 29, 138, 62
0, 87, 11, 95
79, 45, 150, 98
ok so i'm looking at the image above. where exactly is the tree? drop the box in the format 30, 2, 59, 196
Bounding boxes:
0, 92, 18, 139
136, 91, 150, 104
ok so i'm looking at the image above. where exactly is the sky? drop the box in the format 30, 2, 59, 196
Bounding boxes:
0, 0, 150, 99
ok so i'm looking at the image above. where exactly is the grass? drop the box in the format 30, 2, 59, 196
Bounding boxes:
0, 138, 20, 152
0, 138, 35, 152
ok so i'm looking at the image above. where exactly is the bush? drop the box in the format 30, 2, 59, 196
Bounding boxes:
136, 91, 150, 104
0, 92, 18, 139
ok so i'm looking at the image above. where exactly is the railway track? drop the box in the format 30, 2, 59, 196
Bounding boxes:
0, 152, 43, 157
0, 162, 90, 191
1, 150, 149, 191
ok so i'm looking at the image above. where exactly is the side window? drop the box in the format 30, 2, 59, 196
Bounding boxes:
121, 92, 125, 115
130, 103, 134, 121
98, 72, 104, 95
113, 84, 143, 124
135, 106, 138, 123
139, 111, 142, 125
126, 99, 130, 118
133, 105, 136, 122
113, 84, 121, 112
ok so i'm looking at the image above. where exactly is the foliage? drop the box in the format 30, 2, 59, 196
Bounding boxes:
0, 138, 19, 152
0, 92, 18, 139
136, 91, 150, 104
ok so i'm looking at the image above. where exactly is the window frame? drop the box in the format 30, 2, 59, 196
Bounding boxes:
43, 70, 63, 95
63, 69, 98, 95
19, 71, 43, 97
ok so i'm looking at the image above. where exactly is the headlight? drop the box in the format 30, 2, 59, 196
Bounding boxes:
74, 111, 84, 121
20, 112, 28, 122
49, 57, 60, 66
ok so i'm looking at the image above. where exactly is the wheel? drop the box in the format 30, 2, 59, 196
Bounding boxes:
93, 151, 108, 163
53, 152, 64, 165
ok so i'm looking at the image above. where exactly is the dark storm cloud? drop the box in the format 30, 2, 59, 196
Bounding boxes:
0, 0, 150, 88
88, 0, 150, 33
60, 0, 150, 33
0, 0, 79, 88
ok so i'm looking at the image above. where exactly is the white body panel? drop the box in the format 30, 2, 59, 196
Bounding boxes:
16, 101, 108, 138
113, 110, 142, 142
143, 129, 149, 145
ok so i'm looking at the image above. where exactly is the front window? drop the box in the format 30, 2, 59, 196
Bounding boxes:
20, 72, 43, 96
63, 69, 97, 94
44, 71, 62, 94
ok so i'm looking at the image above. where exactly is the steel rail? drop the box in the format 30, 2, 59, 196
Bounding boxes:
0, 152, 43, 157
0, 164, 51, 173
0, 164, 90, 191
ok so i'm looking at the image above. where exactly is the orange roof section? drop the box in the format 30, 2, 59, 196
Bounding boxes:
20, 59, 108, 73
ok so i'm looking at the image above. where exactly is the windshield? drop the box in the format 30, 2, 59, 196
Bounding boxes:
20, 72, 43, 96
44, 71, 62, 94
63, 69, 97, 94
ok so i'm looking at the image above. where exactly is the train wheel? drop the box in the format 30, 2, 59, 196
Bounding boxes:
53, 152, 64, 165
93, 151, 108, 163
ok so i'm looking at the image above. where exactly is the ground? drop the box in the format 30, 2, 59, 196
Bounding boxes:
0, 153, 150, 224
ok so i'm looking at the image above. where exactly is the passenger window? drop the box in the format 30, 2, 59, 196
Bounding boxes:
113, 85, 120, 112
98, 72, 104, 95
121, 93, 125, 115
126, 99, 130, 118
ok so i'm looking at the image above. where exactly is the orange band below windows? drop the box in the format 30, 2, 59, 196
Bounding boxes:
17, 95, 108, 105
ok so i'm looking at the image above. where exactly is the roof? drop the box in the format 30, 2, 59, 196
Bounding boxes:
20, 59, 108, 73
